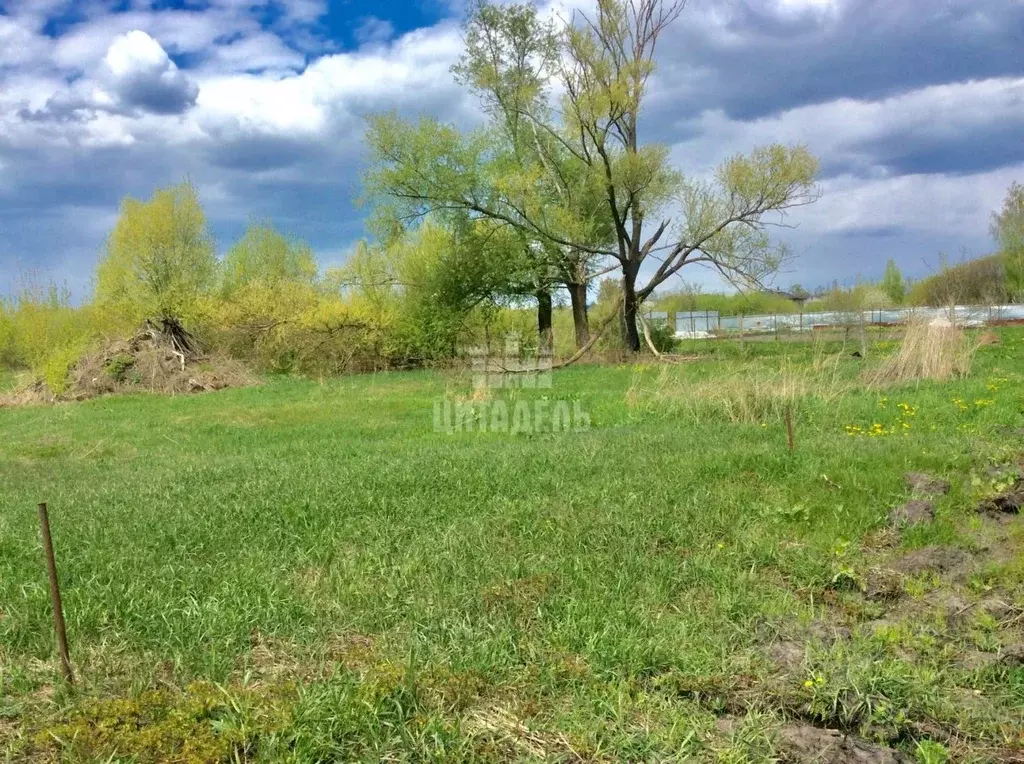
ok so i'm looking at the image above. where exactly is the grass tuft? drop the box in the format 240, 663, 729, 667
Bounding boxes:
864, 320, 975, 387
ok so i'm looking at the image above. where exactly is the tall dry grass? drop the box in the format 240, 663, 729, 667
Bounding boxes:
627, 353, 854, 424
863, 320, 975, 387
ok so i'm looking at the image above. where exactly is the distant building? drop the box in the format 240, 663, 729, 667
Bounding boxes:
766, 289, 811, 307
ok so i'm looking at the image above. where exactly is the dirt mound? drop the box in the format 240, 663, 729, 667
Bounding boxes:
904, 472, 950, 496
0, 318, 256, 406
977, 330, 1001, 346
777, 724, 912, 764
889, 499, 934, 527
978, 479, 1024, 517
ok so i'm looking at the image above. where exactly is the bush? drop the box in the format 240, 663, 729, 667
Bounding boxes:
908, 255, 1007, 307
652, 289, 799, 316
0, 299, 14, 367
645, 318, 677, 353
40, 343, 87, 395
4, 282, 106, 388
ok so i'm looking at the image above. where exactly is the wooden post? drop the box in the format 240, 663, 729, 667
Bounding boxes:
785, 406, 796, 454
38, 503, 74, 684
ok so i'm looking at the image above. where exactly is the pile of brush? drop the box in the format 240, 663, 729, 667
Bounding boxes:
2, 317, 256, 406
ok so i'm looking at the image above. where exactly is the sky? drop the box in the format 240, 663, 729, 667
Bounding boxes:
1, 0, 1023, 299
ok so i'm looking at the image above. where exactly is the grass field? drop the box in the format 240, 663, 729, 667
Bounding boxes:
2, 331, 1024, 762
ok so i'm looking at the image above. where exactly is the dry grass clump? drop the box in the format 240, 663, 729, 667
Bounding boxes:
863, 320, 975, 387
0, 379, 52, 407
627, 356, 852, 424
680, 371, 809, 424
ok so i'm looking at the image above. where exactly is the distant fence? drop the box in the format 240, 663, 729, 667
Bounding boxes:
648, 305, 1024, 339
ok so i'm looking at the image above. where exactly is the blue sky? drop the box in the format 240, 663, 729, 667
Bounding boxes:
1, 0, 1023, 298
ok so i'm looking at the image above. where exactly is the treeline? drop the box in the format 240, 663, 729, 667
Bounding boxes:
0, 183, 570, 390
651, 216, 1024, 318
2, 179, 1022, 393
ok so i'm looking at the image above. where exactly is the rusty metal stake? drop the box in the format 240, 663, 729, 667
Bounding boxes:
785, 405, 796, 454
38, 503, 74, 684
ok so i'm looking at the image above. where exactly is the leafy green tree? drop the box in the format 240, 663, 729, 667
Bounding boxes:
452, 2, 615, 348
596, 278, 620, 307
222, 221, 318, 294
881, 259, 906, 305
366, 0, 819, 353
95, 181, 216, 324
908, 253, 1007, 307
992, 182, 1024, 301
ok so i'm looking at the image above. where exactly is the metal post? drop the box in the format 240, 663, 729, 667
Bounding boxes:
785, 406, 796, 453
38, 503, 74, 683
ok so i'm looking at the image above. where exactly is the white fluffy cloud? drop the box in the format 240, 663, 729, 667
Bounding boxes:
102, 31, 199, 115
670, 78, 1024, 178
0, 0, 1022, 295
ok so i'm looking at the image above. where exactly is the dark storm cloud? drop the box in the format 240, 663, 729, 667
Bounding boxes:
203, 133, 323, 171
851, 122, 1024, 178
111, 63, 198, 114
658, 0, 1024, 121
834, 225, 904, 239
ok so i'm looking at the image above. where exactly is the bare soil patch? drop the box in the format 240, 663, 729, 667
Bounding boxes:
777, 724, 912, 764
904, 471, 951, 496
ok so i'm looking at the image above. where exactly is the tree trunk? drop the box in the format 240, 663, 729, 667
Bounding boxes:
620, 272, 641, 353
536, 288, 553, 354
567, 281, 590, 349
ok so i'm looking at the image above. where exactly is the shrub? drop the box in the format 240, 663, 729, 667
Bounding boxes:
908, 255, 1007, 307
652, 289, 800, 316
40, 343, 88, 395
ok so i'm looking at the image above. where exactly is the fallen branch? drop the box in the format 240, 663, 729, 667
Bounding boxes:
550, 297, 623, 369
637, 312, 663, 359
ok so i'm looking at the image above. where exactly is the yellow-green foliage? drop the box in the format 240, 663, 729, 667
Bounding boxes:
33, 682, 294, 764
207, 225, 463, 375
807, 283, 889, 312
327, 223, 489, 364
39, 343, 88, 394
0, 298, 13, 366
221, 220, 318, 295
2, 282, 105, 390
95, 181, 217, 325
908, 254, 1007, 307
992, 182, 1024, 301
652, 289, 800, 316
2, 186, 624, 387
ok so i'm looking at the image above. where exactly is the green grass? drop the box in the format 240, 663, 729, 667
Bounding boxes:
2, 331, 1024, 762
0, 368, 21, 392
